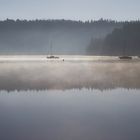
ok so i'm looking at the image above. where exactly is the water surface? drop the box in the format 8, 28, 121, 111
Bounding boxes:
0, 56, 140, 140
0, 89, 140, 140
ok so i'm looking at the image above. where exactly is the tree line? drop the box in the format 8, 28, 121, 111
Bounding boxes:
88, 21, 140, 56
0, 19, 121, 55
0, 18, 121, 30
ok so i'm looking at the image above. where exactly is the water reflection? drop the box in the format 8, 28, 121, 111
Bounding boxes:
0, 61, 140, 90
0, 89, 140, 140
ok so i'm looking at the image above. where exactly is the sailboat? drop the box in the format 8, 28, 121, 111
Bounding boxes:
47, 41, 59, 59
119, 56, 132, 59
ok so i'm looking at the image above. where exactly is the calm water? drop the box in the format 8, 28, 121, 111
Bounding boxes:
0, 57, 140, 140
0, 89, 140, 140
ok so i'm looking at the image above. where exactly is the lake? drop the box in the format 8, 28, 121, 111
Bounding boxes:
0, 89, 140, 140
0, 56, 140, 140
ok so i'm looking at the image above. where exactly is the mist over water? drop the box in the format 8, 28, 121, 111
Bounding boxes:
0, 56, 140, 90
0, 56, 140, 140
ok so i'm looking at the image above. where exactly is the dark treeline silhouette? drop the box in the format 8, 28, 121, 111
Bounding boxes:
0, 18, 120, 29
0, 19, 121, 55
88, 21, 140, 56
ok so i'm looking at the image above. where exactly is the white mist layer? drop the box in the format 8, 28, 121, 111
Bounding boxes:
0, 55, 140, 90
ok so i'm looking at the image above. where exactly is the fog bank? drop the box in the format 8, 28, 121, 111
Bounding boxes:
0, 61, 140, 91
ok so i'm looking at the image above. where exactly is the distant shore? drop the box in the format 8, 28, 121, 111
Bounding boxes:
0, 55, 139, 62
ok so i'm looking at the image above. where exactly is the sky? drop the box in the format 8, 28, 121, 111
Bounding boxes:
0, 0, 140, 21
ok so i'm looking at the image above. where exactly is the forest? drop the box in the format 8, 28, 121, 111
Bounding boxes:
1, 19, 139, 56
88, 21, 140, 56
0, 19, 121, 55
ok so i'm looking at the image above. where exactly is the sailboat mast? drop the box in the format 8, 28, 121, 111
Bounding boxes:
123, 44, 125, 56
50, 41, 53, 56
47, 40, 59, 59
123, 38, 126, 56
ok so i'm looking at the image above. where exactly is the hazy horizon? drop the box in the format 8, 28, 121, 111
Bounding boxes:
1, 1, 140, 140
0, 18, 139, 22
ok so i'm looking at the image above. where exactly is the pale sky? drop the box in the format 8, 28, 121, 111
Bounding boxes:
0, 0, 140, 21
